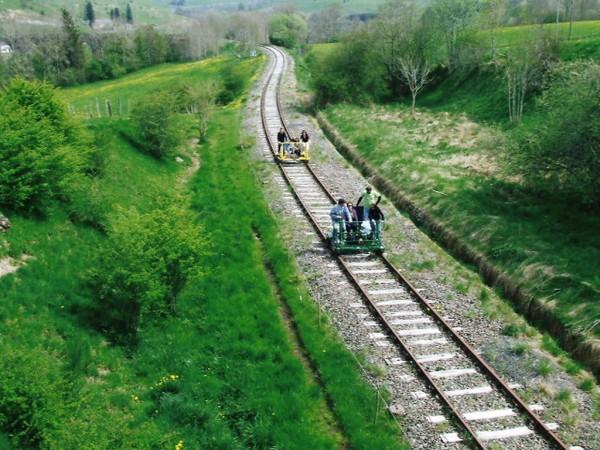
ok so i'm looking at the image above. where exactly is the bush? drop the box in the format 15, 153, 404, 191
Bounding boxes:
88, 203, 207, 343
0, 345, 67, 448
0, 79, 89, 212
268, 13, 308, 49
309, 30, 387, 105
516, 60, 600, 206
216, 64, 246, 105
130, 92, 185, 158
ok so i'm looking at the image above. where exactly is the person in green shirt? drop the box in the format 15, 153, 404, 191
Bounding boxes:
356, 186, 381, 228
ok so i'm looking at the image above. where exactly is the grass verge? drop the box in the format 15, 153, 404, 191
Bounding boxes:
189, 105, 409, 449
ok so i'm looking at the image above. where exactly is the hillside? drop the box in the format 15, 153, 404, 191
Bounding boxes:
0, 0, 184, 28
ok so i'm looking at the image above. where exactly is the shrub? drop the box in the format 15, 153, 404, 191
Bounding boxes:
0, 345, 67, 448
130, 92, 185, 158
516, 60, 600, 206
216, 64, 246, 105
88, 203, 207, 343
309, 30, 387, 105
0, 79, 89, 212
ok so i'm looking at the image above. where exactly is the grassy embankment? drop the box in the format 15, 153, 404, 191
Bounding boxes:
303, 21, 600, 376
0, 57, 407, 448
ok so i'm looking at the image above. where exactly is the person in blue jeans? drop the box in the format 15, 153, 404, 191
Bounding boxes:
356, 186, 381, 230
329, 198, 351, 242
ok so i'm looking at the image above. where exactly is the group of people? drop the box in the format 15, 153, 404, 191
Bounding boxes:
329, 186, 385, 242
277, 128, 310, 158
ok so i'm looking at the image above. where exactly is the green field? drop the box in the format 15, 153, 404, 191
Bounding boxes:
0, 55, 408, 448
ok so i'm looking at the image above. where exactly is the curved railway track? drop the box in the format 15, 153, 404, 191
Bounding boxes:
258, 45, 581, 450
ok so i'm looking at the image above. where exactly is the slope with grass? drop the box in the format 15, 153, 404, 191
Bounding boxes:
0, 55, 408, 448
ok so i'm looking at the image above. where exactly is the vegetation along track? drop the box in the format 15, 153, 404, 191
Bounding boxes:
259, 45, 584, 450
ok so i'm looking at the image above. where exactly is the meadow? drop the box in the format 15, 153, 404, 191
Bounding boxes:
0, 54, 408, 448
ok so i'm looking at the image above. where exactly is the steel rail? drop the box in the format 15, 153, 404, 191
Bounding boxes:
259, 45, 570, 450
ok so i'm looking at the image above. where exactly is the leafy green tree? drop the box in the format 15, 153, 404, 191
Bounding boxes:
0, 79, 88, 212
130, 92, 184, 158
89, 204, 206, 342
268, 13, 308, 48
516, 61, 600, 206
134, 25, 168, 67
310, 29, 387, 105
427, 0, 479, 71
126, 3, 134, 24
84, 1, 95, 28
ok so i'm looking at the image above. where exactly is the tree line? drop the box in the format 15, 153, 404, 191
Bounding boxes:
0, 9, 196, 86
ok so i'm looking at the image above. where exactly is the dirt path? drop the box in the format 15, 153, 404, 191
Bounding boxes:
177, 138, 201, 188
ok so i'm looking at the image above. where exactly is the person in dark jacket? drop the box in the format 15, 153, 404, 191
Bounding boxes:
277, 128, 287, 154
369, 204, 384, 239
300, 129, 310, 156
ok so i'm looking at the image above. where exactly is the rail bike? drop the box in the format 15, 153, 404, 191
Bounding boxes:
276, 140, 310, 163
328, 206, 384, 254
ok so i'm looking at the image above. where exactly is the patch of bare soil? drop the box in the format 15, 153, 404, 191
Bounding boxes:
177, 138, 201, 187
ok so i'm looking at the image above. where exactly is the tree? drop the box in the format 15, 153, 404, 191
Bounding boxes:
397, 52, 432, 113
126, 3, 134, 24
516, 61, 600, 206
482, 0, 507, 60
268, 13, 308, 48
131, 92, 184, 158
84, 1, 95, 28
61, 8, 84, 71
428, 0, 479, 71
0, 79, 88, 211
308, 5, 341, 43
374, 0, 417, 96
134, 26, 168, 67
502, 32, 559, 123
89, 204, 206, 342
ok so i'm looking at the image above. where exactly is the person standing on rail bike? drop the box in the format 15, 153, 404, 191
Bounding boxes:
330, 198, 351, 242
300, 129, 310, 157
277, 128, 287, 156
369, 204, 385, 239
356, 186, 381, 229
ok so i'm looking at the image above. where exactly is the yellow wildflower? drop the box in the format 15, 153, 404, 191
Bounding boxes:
175, 440, 184, 450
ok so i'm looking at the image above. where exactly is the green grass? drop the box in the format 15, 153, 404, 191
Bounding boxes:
61, 56, 259, 115
0, 56, 408, 448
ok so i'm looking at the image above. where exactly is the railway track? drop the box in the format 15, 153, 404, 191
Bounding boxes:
258, 45, 582, 450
